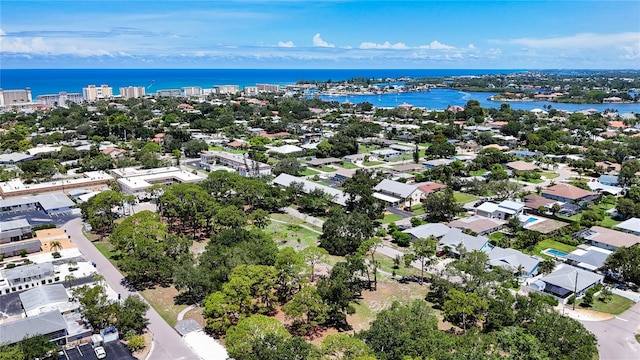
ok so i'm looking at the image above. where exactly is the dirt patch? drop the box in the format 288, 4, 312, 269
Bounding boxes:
140, 286, 188, 327
183, 306, 206, 327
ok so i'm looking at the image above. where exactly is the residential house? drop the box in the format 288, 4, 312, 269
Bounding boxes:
371, 149, 403, 161
423, 158, 454, 169
476, 200, 525, 220
0, 153, 36, 165
416, 182, 447, 195
0, 219, 40, 258
564, 245, 612, 272
272, 173, 349, 206
439, 228, 493, 255
267, 144, 304, 156
0, 193, 75, 215
598, 175, 619, 186
523, 194, 556, 212
487, 247, 541, 278
332, 168, 357, 183
541, 184, 599, 205
403, 223, 451, 240
448, 216, 506, 236
615, 217, 640, 236
530, 265, 604, 304
100, 146, 127, 159
580, 226, 640, 251
306, 157, 342, 167
344, 154, 366, 163
504, 160, 537, 172
373, 179, 423, 209
0, 311, 68, 346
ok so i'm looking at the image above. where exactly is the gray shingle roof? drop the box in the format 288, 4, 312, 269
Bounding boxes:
488, 247, 541, 275
404, 223, 451, 239
439, 228, 491, 254
0, 310, 66, 345
373, 179, 419, 199
540, 265, 604, 294
273, 173, 349, 206
1, 262, 54, 281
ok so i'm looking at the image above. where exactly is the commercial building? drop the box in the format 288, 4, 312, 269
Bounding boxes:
119, 86, 146, 99
272, 173, 349, 206
36, 92, 83, 107
0, 88, 32, 107
112, 166, 206, 199
200, 151, 272, 177
0, 262, 58, 294
82, 84, 113, 101
0, 193, 75, 215
0, 171, 113, 197
0, 219, 39, 258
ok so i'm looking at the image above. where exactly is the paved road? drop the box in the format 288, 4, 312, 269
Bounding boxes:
580, 301, 640, 360
283, 206, 325, 228
62, 218, 199, 360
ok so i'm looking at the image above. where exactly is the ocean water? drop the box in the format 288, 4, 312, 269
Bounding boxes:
0, 68, 638, 112
0, 68, 520, 97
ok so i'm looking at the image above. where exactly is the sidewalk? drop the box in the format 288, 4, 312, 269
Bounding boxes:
555, 304, 614, 322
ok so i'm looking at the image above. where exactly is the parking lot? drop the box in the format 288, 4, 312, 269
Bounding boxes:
63, 341, 135, 360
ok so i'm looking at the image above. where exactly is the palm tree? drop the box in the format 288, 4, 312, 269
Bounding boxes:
65, 274, 76, 289
538, 259, 556, 275
49, 240, 63, 253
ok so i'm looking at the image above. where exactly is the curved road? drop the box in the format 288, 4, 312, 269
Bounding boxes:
63, 218, 199, 360
579, 301, 640, 360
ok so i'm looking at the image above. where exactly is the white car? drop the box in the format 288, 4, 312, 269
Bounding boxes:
94, 346, 107, 359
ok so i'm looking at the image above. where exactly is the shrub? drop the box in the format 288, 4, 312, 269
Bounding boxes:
52, 252, 61, 259
5, 263, 16, 269
126, 334, 145, 352
32, 224, 57, 232
567, 295, 576, 305
19, 249, 27, 257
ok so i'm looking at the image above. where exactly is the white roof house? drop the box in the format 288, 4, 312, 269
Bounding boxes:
19, 284, 78, 317
614, 217, 640, 236
267, 144, 304, 155
272, 173, 349, 206
403, 223, 451, 239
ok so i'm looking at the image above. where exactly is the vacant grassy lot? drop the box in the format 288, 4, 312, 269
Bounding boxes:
340, 161, 359, 169
380, 213, 403, 224
267, 215, 322, 251
578, 294, 634, 315
541, 171, 560, 179
140, 286, 188, 327
319, 166, 337, 173
348, 280, 429, 332
453, 192, 478, 204
300, 168, 320, 176
363, 161, 385, 167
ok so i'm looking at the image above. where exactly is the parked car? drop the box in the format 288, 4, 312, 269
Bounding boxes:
94, 346, 107, 359
615, 283, 629, 291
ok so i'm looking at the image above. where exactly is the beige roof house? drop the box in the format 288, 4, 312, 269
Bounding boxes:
505, 160, 537, 172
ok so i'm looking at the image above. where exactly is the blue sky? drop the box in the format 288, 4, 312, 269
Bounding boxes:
1, 0, 639, 69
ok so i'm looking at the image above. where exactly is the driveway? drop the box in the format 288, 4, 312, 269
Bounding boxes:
385, 206, 414, 219
63, 218, 199, 360
579, 301, 640, 360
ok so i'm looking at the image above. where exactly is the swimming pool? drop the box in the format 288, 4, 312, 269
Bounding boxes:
543, 248, 568, 257
526, 217, 538, 224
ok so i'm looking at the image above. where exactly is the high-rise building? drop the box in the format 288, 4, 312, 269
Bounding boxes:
182, 86, 202, 96
0, 88, 32, 107
82, 84, 113, 101
243, 86, 259, 96
36, 92, 83, 107
213, 85, 240, 94
256, 84, 281, 93
119, 86, 146, 99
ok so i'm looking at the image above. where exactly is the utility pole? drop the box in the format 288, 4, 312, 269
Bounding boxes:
573, 270, 579, 310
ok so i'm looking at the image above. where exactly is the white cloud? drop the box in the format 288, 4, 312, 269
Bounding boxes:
487, 48, 502, 55
495, 32, 640, 49
278, 41, 295, 48
421, 40, 455, 50
467, 44, 476, 50
0, 37, 53, 54
313, 33, 334, 48
0, 29, 5, 36
359, 41, 408, 50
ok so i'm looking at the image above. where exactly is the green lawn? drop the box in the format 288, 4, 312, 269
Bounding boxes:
517, 177, 544, 184
319, 166, 337, 173
578, 294, 634, 315
300, 168, 320, 176
453, 192, 478, 204
541, 171, 560, 179
375, 253, 422, 278
469, 170, 488, 176
560, 202, 621, 228
266, 215, 322, 250
341, 161, 359, 169
358, 145, 378, 154
418, 142, 432, 147
93, 241, 119, 267
530, 239, 577, 259
380, 213, 403, 224
363, 161, 385, 167
411, 208, 426, 216
489, 232, 506, 243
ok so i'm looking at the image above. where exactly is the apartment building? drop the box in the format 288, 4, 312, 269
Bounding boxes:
82, 84, 113, 101
214, 85, 240, 94
119, 86, 146, 99
36, 92, 83, 107
0, 88, 32, 107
